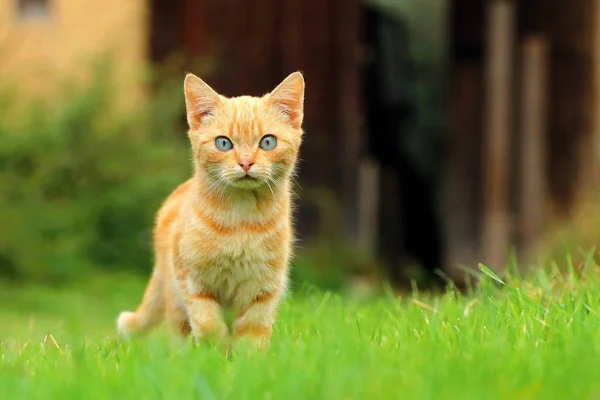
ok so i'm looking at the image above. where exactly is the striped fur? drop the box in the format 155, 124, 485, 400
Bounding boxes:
117, 72, 305, 348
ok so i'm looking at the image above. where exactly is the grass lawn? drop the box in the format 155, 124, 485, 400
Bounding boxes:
0, 265, 599, 399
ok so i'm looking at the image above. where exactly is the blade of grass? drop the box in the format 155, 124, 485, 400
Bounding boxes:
478, 263, 505, 285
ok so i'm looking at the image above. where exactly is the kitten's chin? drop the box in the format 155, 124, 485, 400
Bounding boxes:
227, 176, 266, 190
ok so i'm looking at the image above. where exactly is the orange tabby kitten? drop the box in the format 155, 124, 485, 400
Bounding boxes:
117, 72, 305, 348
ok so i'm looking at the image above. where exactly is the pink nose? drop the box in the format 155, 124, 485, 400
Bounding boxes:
239, 160, 254, 173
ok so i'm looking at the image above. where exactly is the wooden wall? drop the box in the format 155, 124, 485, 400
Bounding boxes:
447, 0, 597, 272
519, 0, 595, 213
151, 0, 600, 277
151, 0, 364, 240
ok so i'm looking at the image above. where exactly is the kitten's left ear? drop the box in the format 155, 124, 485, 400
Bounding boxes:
184, 73, 222, 130
268, 72, 305, 129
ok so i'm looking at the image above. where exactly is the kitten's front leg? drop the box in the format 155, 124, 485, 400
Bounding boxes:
233, 289, 281, 349
184, 278, 228, 343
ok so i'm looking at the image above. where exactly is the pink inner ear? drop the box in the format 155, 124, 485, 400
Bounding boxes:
189, 107, 213, 130
186, 89, 218, 129
269, 73, 305, 129
284, 105, 303, 130
271, 94, 303, 129
184, 74, 221, 130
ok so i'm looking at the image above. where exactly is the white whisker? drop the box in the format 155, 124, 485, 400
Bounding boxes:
264, 179, 276, 201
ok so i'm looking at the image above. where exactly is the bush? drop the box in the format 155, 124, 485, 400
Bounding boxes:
0, 64, 378, 290
0, 69, 190, 283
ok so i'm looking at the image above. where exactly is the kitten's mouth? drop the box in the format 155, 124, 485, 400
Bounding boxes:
229, 174, 264, 189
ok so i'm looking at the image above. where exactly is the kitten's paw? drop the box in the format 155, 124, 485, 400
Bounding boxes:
190, 320, 230, 348
231, 335, 270, 358
117, 311, 138, 336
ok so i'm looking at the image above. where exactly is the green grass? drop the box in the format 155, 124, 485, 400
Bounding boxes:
1, 266, 600, 400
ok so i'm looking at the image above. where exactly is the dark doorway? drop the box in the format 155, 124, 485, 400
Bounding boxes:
362, 3, 445, 287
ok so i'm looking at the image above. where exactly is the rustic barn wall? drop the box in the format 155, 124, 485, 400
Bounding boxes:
447, 0, 597, 272
446, 0, 485, 270
149, 0, 600, 280
151, 0, 363, 240
519, 0, 595, 213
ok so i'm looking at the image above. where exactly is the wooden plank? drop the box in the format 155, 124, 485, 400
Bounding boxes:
482, 0, 515, 270
149, 0, 185, 63
540, 0, 594, 211
336, 0, 362, 242
183, 0, 207, 56
280, 0, 304, 75
357, 157, 380, 256
590, 0, 600, 185
518, 36, 549, 254
445, 62, 482, 273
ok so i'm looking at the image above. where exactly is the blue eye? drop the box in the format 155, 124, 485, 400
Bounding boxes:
215, 136, 233, 151
259, 135, 277, 151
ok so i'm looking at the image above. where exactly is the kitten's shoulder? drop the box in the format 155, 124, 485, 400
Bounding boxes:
167, 178, 194, 201
155, 178, 194, 228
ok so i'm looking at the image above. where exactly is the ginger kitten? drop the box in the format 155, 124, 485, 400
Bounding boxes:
117, 72, 305, 348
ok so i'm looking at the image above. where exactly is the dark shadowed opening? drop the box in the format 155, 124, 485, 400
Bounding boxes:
362, 3, 445, 288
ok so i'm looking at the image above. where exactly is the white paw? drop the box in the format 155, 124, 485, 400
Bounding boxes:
117, 311, 137, 336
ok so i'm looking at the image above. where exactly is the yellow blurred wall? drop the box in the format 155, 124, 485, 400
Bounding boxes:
0, 0, 148, 103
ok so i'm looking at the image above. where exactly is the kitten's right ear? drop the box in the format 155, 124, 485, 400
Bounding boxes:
184, 73, 221, 130
268, 72, 305, 130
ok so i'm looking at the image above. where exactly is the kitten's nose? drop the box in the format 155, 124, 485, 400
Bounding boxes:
239, 160, 254, 173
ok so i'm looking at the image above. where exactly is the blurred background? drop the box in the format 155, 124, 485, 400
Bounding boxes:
1, 0, 600, 295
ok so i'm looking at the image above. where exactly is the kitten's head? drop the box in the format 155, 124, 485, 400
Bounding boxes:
183, 72, 304, 192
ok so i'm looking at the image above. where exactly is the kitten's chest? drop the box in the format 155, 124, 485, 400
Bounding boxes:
210, 232, 273, 268
182, 199, 289, 270
190, 231, 283, 305
178, 196, 290, 303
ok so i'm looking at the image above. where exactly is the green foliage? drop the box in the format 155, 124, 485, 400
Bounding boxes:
0, 70, 190, 283
0, 66, 372, 289
291, 241, 379, 292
